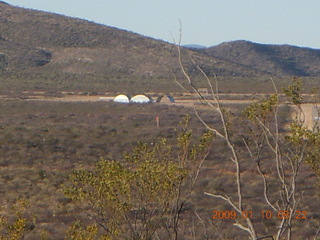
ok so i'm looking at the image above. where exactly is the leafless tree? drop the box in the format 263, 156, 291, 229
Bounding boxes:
174, 32, 320, 239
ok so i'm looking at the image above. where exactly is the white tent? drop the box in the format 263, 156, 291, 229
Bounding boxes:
156, 95, 175, 103
114, 94, 130, 103
130, 95, 151, 103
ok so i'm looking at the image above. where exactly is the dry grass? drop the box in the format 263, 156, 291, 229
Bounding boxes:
0, 99, 318, 239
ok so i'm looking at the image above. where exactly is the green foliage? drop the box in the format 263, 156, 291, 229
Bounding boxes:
66, 221, 110, 240
244, 94, 279, 122
125, 141, 188, 199
286, 120, 320, 180
282, 77, 303, 105
244, 78, 320, 182
65, 160, 131, 237
64, 125, 213, 239
0, 200, 34, 240
282, 78, 320, 180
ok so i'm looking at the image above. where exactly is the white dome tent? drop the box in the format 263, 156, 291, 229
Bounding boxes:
130, 95, 151, 103
114, 94, 130, 103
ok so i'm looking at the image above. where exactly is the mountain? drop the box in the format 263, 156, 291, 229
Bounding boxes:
183, 44, 207, 49
0, 2, 176, 76
0, 2, 320, 93
0, 3, 263, 83
202, 40, 320, 76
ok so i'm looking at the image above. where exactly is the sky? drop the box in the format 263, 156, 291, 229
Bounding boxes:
5, 0, 320, 49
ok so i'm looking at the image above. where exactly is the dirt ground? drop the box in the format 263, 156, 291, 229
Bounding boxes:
24, 94, 257, 105
40, 94, 319, 130
6, 92, 320, 128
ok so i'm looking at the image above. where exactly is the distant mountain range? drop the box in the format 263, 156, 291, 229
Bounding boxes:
1, 2, 320, 93
200, 40, 320, 76
183, 44, 207, 49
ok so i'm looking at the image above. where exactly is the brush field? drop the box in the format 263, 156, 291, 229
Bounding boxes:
0, 98, 319, 239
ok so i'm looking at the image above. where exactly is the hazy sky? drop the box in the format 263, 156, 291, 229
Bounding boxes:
5, 0, 320, 48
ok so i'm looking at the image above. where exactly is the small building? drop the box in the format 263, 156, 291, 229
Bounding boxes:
156, 95, 175, 103
198, 88, 209, 95
114, 94, 130, 103
130, 95, 151, 103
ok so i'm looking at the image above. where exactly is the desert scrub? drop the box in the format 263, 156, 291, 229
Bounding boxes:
63, 126, 214, 239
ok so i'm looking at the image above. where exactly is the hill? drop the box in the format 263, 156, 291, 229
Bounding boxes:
1, 2, 320, 94
202, 40, 320, 76
183, 44, 207, 49
0, 2, 268, 94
